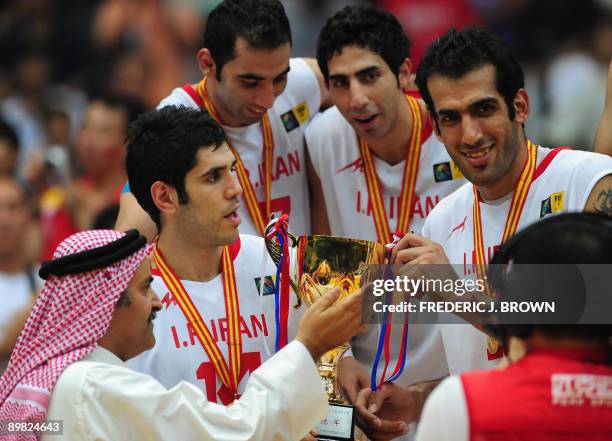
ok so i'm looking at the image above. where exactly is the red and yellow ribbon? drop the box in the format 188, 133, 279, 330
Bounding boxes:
472, 140, 537, 355
197, 78, 273, 235
359, 95, 423, 244
153, 243, 242, 396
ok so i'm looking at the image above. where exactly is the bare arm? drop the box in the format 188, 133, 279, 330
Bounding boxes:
114, 192, 158, 241
583, 173, 612, 217
594, 61, 612, 155
305, 144, 331, 235
304, 58, 332, 110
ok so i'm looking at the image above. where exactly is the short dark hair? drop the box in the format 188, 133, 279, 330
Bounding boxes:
204, 0, 292, 80
316, 5, 411, 83
416, 27, 524, 122
0, 118, 19, 152
125, 106, 226, 229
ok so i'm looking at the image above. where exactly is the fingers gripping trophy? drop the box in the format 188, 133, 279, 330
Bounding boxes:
265, 215, 384, 441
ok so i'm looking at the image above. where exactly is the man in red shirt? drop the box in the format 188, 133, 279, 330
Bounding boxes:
415, 212, 612, 440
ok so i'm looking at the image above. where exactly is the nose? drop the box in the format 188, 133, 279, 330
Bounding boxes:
461, 115, 484, 147
225, 171, 243, 199
349, 80, 369, 111
150, 290, 162, 311
254, 82, 276, 110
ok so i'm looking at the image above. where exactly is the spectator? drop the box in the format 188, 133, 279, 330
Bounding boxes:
0, 118, 20, 177
39, 94, 146, 260
0, 177, 41, 372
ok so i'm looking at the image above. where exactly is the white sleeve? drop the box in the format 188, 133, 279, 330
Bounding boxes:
288, 58, 322, 122
62, 341, 327, 441
421, 215, 432, 238
415, 376, 469, 441
572, 152, 612, 209
305, 113, 325, 179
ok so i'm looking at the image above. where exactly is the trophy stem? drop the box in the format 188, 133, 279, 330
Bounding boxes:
318, 344, 350, 404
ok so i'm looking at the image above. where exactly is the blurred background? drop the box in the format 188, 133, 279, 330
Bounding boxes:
0, 0, 610, 368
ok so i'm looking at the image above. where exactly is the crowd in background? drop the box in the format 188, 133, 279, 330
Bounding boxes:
0, 0, 610, 369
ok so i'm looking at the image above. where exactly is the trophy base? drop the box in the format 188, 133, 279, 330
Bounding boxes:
316, 403, 355, 441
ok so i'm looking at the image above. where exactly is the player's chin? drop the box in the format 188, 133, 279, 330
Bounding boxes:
219, 227, 240, 245
144, 332, 156, 351
241, 110, 265, 125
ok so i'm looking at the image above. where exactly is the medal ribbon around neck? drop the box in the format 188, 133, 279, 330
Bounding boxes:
153, 243, 242, 396
197, 77, 273, 235
472, 140, 537, 283
472, 140, 537, 355
358, 95, 423, 244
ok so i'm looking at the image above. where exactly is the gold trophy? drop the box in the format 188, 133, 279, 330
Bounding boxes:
265, 226, 384, 440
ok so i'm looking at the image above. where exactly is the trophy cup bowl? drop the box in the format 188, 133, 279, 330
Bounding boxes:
265, 228, 384, 440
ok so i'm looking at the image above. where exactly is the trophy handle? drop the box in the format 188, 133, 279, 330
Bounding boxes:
264, 223, 302, 308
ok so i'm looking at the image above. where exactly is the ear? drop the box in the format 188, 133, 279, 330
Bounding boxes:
513, 89, 529, 124
196, 48, 215, 78
398, 58, 413, 91
151, 181, 179, 219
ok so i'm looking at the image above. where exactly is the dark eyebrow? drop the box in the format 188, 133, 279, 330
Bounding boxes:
201, 160, 237, 179
274, 66, 291, 80
237, 66, 291, 82
468, 97, 499, 110
438, 97, 499, 117
438, 108, 459, 117
356, 65, 381, 77
328, 65, 381, 83
328, 73, 348, 82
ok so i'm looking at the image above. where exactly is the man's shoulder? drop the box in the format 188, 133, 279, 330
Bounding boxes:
429, 182, 473, 217
288, 58, 316, 81
233, 234, 276, 281
276, 58, 319, 103
53, 359, 118, 396
305, 106, 352, 148
538, 146, 612, 173
422, 182, 472, 239
237, 233, 265, 250
156, 87, 199, 110
307, 106, 348, 132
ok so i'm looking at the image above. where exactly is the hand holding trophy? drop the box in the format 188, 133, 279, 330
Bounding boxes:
265, 215, 384, 441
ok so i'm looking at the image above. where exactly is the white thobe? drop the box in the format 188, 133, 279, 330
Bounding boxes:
414, 376, 468, 441
43, 341, 327, 440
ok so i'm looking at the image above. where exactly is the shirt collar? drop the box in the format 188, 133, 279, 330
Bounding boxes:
84, 345, 126, 367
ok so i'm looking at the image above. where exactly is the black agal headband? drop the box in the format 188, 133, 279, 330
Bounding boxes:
39, 230, 147, 280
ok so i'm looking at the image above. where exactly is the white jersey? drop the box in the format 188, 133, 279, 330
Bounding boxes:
305, 104, 466, 405
423, 146, 612, 374
158, 58, 321, 236
128, 234, 303, 405
306, 105, 466, 239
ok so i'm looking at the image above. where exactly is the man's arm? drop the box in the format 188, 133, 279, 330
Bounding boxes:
304, 58, 332, 110
58, 289, 364, 440
583, 173, 612, 217
594, 61, 612, 156
305, 146, 331, 235
115, 192, 158, 241
63, 341, 328, 441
